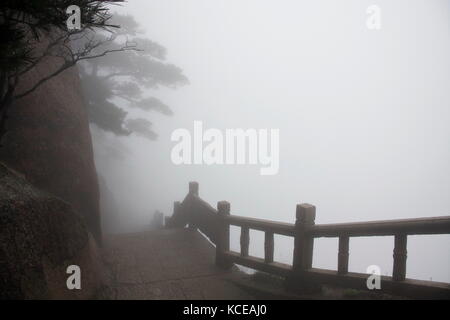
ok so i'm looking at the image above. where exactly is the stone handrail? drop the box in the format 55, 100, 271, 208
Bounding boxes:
166, 182, 450, 299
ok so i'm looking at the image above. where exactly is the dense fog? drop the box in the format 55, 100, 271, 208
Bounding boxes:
90, 0, 450, 282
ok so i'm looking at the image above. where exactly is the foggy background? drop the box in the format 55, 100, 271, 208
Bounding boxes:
90, 0, 450, 282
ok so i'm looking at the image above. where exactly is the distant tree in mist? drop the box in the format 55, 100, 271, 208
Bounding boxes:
78, 14, 188, 140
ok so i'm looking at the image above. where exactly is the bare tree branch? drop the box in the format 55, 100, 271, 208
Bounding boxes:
13, 38, 140, 100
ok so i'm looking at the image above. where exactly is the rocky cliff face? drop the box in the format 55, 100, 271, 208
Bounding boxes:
0, 55, 101, 243
0, 163, 105, 299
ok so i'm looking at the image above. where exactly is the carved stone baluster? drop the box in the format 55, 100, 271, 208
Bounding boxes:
338, 236, 349, 275
240, 226, 249, 257
264, 231, 274, 263
393, 234, 407, 281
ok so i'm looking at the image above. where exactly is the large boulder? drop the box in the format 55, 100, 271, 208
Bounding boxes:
0, 163, 105, 299
0, 53, 101, 242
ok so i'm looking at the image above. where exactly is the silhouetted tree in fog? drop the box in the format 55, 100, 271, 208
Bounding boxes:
0, 0, 135, 140
78, 14, 189, 141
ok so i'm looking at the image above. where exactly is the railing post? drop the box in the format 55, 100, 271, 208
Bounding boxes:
189, 181, 199, 196
393, 234, 407, 281
216, 201, 232, 269
264, 232, 274, 263
293, 204, 316, 271
166, 201, 181, 228
240, 226, 249, 257
188, 182, 199, 230
288, 203, 319, 293
338, 236, 349, 275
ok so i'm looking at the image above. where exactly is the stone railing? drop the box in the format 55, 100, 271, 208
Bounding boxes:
166, 182, 450, 299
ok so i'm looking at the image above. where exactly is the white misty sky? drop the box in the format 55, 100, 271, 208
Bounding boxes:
92, 0, 450, 282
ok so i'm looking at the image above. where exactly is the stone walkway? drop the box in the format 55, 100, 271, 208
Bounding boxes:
103, 228, 256, 300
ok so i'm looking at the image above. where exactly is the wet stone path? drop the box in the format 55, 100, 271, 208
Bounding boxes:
103, 228, 256, 300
